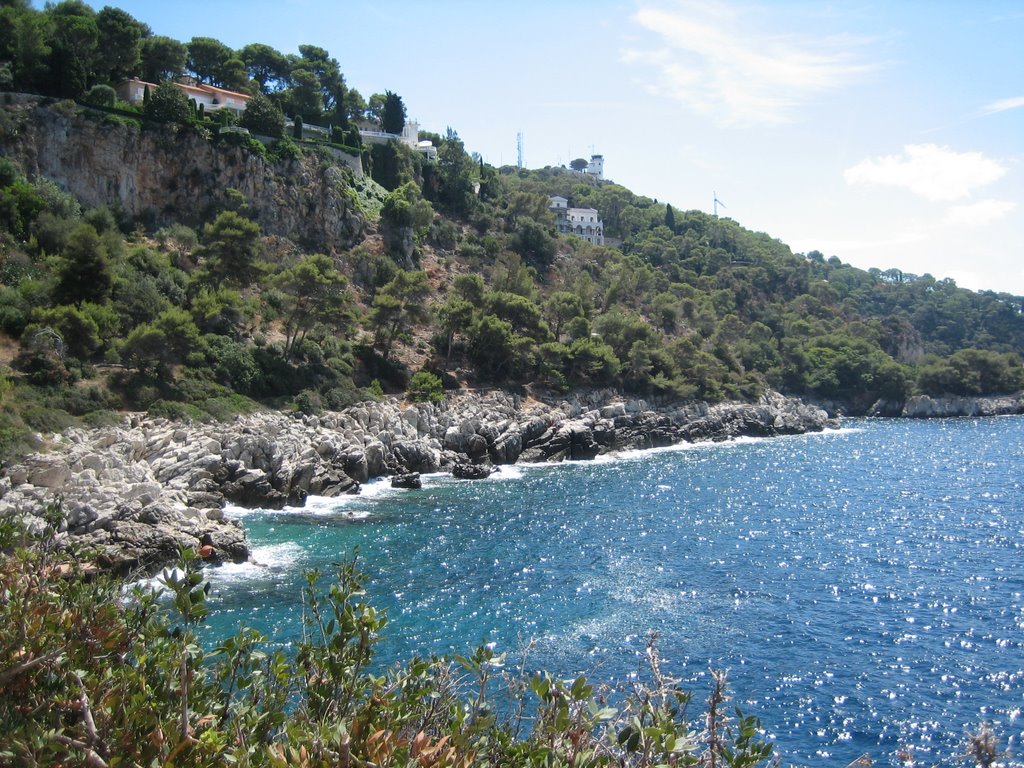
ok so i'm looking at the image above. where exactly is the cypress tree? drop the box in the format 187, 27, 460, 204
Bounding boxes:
665, 203, 676, 232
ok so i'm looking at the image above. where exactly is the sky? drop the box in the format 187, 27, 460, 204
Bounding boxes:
84, 0, 1023, 295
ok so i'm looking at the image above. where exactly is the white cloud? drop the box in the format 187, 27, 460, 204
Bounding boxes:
623, 0, 873, 125
981, 96, 1024, 115
843, 144, 1006, 202
944, 199, 1016, 228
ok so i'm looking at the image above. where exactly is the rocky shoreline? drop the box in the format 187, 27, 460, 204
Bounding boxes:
0, 390, 832, 573
893, 393, 1024, 418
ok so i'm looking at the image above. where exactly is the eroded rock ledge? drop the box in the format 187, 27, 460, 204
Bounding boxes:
0, 390, 831, 573
898, 394, 1024, 418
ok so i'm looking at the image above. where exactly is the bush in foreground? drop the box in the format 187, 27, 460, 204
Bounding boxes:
0, 512, 1010, 767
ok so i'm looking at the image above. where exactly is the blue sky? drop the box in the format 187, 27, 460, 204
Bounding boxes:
91, 1, 1023, 294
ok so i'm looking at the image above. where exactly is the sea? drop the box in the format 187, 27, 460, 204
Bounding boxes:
195, 416, 1024, 766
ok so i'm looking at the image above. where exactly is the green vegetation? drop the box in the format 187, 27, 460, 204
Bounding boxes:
1, 1, 1023, 471
0, 514, 783, 767
407, 370, 444, 403
381, 89, 406, 135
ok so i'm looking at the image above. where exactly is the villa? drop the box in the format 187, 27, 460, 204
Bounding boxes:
356, 119, 437, 161
549, 196, 604, 245
115, 78, 252, 116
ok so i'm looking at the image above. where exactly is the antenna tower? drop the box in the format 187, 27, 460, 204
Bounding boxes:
713, 191, 726, 217
516, 132, 524, 168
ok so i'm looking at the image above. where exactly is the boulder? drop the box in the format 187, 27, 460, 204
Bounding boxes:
308, 465, 359, 497
452, 463, 492, 480
392, 440, 439, 474
24, 456, 71, 488
341, 449, 369, 483
364, 441, 388, 478
521, 417, 551, 447
517, 447, 548, 463
465, 433, 489, 460
490, 426, 523, 464
391, 472, 422, 489
564, 422, 600, 461
222, 469, 288, 509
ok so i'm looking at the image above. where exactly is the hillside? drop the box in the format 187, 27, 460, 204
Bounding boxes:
1, 0, 1024, 463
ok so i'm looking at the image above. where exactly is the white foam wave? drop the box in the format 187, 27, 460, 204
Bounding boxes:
221, 425, 861, 521
483, 464, 527, 481
208, 541, 306, 583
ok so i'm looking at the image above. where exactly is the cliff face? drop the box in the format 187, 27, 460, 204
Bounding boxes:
0, 95, 365, 251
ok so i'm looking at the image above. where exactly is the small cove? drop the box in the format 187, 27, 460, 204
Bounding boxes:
200, 417, 1024, 766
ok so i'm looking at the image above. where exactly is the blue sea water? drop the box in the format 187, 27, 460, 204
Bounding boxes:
201, 416, 1024, 766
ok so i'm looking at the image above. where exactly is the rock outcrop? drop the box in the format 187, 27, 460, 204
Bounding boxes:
0, 95, 365, 252
899, 394, 1024, 418
0, 390, 831, 572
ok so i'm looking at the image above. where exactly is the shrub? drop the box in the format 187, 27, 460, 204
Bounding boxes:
50, 384, 119, 416
14, 333, 70, 387
199, 393, 261, 421
269, 137, 302, 163
21, 405, 76, 433
144, 81, 192, 124
83, 84, 117, 108
292, 388, 322, 414
148, 398, 205, 422
81, 409, 121, 428
366, 378, 385, 400
0, 285, 30, 336
407, 370, 445, 403
216, 129, 268, 159
0, 534, 786, 768
239, 92, 285, 138
290, 391, 321, 415
0, 410, 34, 461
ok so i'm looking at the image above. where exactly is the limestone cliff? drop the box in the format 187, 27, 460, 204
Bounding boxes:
0, 95, 365, 251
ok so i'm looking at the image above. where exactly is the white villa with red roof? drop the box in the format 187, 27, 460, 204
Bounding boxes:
116, 78, 251, 116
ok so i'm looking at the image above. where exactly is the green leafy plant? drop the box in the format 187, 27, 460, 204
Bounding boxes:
407, 370, 444, 403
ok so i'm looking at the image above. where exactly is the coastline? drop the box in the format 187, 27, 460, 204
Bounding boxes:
7, 387, 1022, 574
0, 389, 832, 573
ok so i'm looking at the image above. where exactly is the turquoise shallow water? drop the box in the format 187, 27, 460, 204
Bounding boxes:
200, 417, 1024, 766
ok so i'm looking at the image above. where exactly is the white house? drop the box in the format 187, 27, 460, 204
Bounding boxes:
116, 78, 252, 116
569, 153, 604, 180
357, 119, 437, 160
549, 196, 604, 245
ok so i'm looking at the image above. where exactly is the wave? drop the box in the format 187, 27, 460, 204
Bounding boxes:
206, 541, 306, 584
221, 426, 863, 523
563, 425, 862, 466
224, 477, 402, 521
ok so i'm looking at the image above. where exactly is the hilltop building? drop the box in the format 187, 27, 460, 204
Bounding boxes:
570, 153, 604, 180
116, 78, 251, 116
356, 119, 437, 160
115, 81, 437, 160
550, 196, 604, 245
